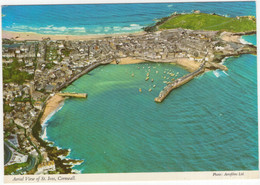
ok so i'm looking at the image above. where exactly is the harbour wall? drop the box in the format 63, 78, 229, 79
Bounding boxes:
57, 62, 109, 91
155, 62, 206, 103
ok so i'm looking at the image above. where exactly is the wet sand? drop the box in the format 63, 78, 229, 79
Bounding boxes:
41, 94, 65, 124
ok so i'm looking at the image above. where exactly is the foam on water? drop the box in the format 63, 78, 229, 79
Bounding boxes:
222, 71, 229, 76
240, 37, 252, 45
241, 34, 257, 46
213, 70, 221, 78
213, 70, 229, 78
41, 101, 65, 140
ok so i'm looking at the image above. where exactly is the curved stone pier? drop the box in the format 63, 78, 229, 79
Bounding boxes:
155, 61, 206, 103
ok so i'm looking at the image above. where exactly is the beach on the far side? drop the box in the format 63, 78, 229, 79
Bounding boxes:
2, 30, 145, 41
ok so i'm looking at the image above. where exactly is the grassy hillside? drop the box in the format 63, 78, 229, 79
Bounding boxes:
157, 13, 256, 32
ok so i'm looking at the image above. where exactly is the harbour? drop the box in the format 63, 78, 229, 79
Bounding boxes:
45, 54, 258, 173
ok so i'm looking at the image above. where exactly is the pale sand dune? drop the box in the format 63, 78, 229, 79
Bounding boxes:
41, 94, 65, 124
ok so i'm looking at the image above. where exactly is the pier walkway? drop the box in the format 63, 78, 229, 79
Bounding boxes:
57, 92, 87, 98
155, 61, 206, 103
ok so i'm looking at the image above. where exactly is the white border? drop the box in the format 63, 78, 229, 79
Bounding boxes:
0, 0, 256, 5
1, 0, 259, 185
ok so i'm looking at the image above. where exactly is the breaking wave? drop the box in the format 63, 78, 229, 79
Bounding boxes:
6, 25, 86, 35
240, 37, 252, 45
6, 23, 144, 35
41, 101, 64, 140
213, 69, 229, 78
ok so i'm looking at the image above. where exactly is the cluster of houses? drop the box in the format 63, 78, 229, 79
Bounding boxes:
3, 28, 252, 174
111, 28, 216, 62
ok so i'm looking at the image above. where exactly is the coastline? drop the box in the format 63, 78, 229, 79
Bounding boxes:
3, 30, 250, 48
2, 30, 145, 41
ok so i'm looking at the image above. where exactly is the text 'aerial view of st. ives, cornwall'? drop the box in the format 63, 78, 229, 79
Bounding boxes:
1, 0, 258, 181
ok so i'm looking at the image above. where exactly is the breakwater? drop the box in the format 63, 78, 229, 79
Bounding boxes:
155, 61, 206, 103
57, 92, 87, 98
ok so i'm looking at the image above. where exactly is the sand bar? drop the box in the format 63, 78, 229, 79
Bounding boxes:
41, 94, 65, 124
2, 30, 145, 41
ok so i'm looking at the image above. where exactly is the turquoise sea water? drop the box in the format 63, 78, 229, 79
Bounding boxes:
2, 1, 256, 35
45, 34, 258, 173
242, 34, 257, 46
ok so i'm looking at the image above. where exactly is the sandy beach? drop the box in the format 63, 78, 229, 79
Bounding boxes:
2, 30, 145, 41
40, 94, 65, 124
173, 58, 201, 72
111, 57, 200, 72
110, 57, 146, 65
220, 32, 241, 43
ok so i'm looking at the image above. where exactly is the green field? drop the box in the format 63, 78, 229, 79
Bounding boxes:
158, 13, 256, 32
